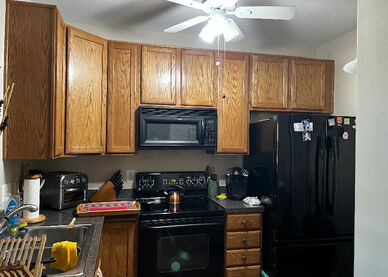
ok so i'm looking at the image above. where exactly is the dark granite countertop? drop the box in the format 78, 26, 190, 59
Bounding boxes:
38, 208, 104, 277
209, 197, 265, 214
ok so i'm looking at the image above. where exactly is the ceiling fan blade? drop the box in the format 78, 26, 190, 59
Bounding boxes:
223, 18, 244, 42
235, 6, 297, 20
164, 16, 209, 33
167, 0, 208, 11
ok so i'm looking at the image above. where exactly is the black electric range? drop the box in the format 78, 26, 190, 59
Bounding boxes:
135, 171, 225, 277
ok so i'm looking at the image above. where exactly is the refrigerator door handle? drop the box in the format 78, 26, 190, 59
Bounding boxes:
325, 136, 337, 215
315, 136, 325, 216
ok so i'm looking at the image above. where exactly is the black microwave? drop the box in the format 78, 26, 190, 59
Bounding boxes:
139, 106, 217, 148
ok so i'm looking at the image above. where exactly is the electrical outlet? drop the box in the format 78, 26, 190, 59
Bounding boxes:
126, 170, 136, 182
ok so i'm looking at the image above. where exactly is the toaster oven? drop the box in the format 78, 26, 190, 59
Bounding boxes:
41, 171, 88, 210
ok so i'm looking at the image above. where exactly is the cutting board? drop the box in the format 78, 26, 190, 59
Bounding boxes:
76, 201, 140, 217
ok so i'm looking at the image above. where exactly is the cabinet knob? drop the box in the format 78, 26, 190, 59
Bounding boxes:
242, 256, 247, 262
222, 93, 226, 99
242, 219, 247, 225
242, 238, 247, 244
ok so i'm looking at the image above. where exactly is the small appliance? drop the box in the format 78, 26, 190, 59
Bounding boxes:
40, 171, 88, 210
225, 167, 249, 200
139, 106, 217, 148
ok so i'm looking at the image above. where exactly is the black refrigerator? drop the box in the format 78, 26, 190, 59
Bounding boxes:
243, 113, 355, 277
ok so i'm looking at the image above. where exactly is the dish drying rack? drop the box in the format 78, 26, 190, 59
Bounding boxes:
0, 235, 47, 277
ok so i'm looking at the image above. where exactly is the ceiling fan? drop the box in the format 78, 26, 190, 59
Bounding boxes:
164, 0, 297, 43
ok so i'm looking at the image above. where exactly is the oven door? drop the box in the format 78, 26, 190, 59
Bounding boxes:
139, 116, 204, 147
139, 216, 225, 277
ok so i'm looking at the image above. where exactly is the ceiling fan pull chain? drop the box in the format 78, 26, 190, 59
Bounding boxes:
216, 35, 221, 66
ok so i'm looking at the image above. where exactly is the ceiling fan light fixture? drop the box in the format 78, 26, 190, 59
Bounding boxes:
199, 23, 216, 43
199, 12, 224, 43
223, 18, 244, 42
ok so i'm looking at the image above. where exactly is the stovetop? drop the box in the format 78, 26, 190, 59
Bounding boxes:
138, 196, 224, 220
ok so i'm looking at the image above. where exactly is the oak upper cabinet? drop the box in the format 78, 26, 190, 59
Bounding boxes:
141, 46, 177, 105
217, 53, 249, 154
290, 59, 328, 112
180, 49, 216, 107
250, 55, 289, 110
66, 27, 107, 154
98, 217, 139, 277
107, 42, 140, 154
4, 1, 66, 159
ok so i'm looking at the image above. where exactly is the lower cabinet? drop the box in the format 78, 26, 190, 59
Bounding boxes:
225, 213, 262, 277
97, 217, 139, 277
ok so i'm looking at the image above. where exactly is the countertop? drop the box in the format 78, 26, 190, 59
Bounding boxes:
210, 197, 265, 214
39, 208, 104, 277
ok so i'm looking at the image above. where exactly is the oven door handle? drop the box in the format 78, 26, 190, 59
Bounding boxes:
141, 220, 224, 230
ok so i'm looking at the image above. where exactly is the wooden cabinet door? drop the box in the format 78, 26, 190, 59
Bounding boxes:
141, 46, 177, 105
66, 27, 107, 154
290, 59, 327, 111
4, 1, 56, 159
181, 49, 215, 107
98, 217, 138, 277
53, 10, 66, 157
107, 42, 139, 153
217, 53, 249, 154
250, 55, 288, 110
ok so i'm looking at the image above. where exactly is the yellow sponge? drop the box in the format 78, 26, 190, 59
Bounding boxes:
51, 241, 78, 272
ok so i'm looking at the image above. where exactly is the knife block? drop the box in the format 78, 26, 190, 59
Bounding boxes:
90, 181, 116, 202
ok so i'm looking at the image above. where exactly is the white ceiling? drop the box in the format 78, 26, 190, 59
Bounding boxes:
32, 0, 357, 48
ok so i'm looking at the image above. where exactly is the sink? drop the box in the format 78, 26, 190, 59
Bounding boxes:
22, 224, 94, 277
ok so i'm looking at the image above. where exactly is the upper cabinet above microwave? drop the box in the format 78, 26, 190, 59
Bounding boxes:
139, 46, 217, 108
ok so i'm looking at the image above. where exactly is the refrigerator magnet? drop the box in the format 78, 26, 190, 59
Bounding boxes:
337, 117, 343, 125
328, 118, 335, 126
343, 131, 349, 140
344, 118, 350, 125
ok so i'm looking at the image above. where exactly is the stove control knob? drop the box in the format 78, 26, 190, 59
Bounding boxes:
139, 177, 146, 188
186, 177, 192, 186
192, 177, 198, 186
162, 178, 167, 185
149, 178, 155, 188
198, 176, 206, 186
178, 178, 185, 186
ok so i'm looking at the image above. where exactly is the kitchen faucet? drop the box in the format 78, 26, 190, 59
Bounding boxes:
0, 204, 38, 233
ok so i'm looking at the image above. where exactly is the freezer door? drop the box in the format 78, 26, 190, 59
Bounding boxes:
276, 114, 329, 240
274, 239, 354, 277
325, 116, 355, 236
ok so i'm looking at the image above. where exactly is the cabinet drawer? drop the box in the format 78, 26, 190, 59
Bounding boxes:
226, 231, 261, 249
227, 214, 261, 231
226, 248, 261, 267
226, 265, 262, 277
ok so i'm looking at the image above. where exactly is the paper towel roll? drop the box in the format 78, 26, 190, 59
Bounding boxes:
23, 178, 40, 219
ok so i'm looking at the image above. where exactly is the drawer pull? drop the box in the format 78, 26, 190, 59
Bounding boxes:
242, 219, 247, 225
242, 256, 247, 262
242, 238, 247, 244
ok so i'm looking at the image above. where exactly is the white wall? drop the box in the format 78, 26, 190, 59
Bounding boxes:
71, 23, 318, 58
317, 29, 357, 116
355, 0, 388, 275
28, 151, 241, 189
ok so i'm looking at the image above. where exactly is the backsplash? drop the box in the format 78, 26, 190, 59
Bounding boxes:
27, 150, 242, 190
